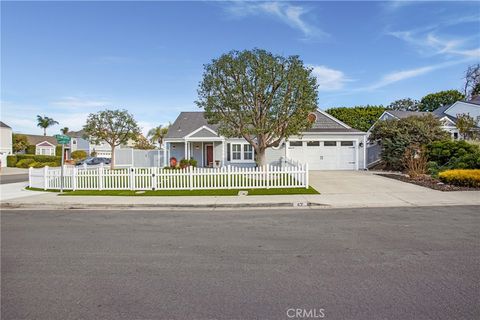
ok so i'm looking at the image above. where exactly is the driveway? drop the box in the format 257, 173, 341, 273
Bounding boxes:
308, 170, 428, 194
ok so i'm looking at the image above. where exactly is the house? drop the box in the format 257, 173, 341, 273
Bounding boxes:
164, 110, 367, 170
370, 98, 480, 139
23, 134, 60, 157
65, 129, 136, 158
0, 121, 13, 167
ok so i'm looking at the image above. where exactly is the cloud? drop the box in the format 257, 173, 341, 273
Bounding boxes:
309, 65, 351, 91
51, 97, 111, 108
224, 1, 328, 40
359, 60, 466, 91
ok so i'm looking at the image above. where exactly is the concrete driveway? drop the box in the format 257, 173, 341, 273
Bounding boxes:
309, 170, 428, 194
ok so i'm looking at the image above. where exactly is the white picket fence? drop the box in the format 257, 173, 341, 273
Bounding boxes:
29, 163, 309, 191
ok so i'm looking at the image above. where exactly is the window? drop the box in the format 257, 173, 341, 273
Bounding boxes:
232, 144, 241, 160
307, 141, 320, 146
231, 143, 255, 162
453, 132, 459, 140
243, 144, 253, 160
341, 141, 354, 146
289, 141, 303, 147
324, 141, 337, 146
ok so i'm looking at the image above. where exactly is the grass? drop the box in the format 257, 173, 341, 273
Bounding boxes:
26, 186, 319, 196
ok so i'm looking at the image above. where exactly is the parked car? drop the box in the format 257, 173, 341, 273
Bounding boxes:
76, 157, 111, 166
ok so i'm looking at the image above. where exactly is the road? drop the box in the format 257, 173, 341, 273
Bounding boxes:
0, 173, 28, 184
2, 206, 479, 320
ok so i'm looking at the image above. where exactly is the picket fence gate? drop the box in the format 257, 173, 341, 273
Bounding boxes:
29, 163, 309, 191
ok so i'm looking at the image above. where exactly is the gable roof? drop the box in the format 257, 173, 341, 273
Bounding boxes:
166, 112, 219, 139
0, 121, 11, 129
36, 141, 55, 147
166, 110, 364, 139
22, 134, 59, 146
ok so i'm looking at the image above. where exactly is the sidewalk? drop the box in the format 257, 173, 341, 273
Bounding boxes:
2, 181, 480, 210
0, 167, 29, 176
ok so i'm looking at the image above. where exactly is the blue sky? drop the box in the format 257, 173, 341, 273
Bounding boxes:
1, 1, 479, 135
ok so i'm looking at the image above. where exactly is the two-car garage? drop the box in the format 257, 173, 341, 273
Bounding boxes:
287, 139, 361, 170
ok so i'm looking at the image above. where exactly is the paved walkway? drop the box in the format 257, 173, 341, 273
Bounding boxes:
1, 171, 479, 209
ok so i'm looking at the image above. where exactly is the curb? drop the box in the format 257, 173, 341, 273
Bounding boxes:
1, 201, 330, 210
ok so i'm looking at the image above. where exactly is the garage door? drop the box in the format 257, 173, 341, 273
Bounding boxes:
289, 141, 356, 170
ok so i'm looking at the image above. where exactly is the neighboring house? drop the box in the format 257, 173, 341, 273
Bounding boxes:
23, 134, 60, 157
65, 129, 136, 158
370, 98, 480, 140
164, 110, 367, 170
0, 121, 13, 167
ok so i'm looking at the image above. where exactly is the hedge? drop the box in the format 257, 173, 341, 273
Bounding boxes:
16, 159, 35, 168
7, 155, 17, 167
26, 145, 36, 154
29, 161, 60, 168
439, 169, 480, 188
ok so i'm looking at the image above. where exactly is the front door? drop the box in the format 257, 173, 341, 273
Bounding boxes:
205, 145, 213, 167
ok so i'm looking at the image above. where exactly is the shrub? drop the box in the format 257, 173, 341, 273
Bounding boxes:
71, 150, 87, 160
29, 161, 44, 168
26, 145, 36, 154
16, 158, 35, 168
189, 159, 198, 167
43, 161, 60, 167
7, 155, 17, 167
179, 158, 190, 169
55, 145, 62, 156
403, 144, 427, 178
439, 169, 480, 188
427, 140, 480, 170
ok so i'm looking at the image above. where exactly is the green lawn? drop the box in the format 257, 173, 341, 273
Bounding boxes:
26, 186, 319, 196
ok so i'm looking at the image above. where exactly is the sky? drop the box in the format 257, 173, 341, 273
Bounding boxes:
1, 1, 479, 135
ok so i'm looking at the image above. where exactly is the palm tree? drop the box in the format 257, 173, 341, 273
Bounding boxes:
60, 127, 69, 134
147, 124, 170, 148
37, 115, 59, 136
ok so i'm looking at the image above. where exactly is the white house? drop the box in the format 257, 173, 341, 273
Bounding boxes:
0, 121, 13, 167
23, 134, 59, 156
164, 110, 367, 170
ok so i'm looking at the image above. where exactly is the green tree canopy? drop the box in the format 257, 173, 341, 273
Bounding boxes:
147, 124, 170, 147
196, 49, 318, 166
325, 105, 385, 132
369, 114, 449, 170
134, 135, 155, 150
83, 109, 141, 169
387, 98, 420, 111
419, 90, 465, 112
12, 134, 28, 153
36, 115, 59, 136
456, 113, 478, 140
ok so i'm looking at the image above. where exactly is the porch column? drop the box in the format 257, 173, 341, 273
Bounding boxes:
184, 140, 188, 160
221, 140, 225, 166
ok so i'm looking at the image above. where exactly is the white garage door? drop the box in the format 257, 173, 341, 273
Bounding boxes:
289, 141, 356, 170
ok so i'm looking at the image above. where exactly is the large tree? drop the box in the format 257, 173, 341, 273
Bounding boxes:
36, 115, 59, 136
325, 105, 385, 132
60, 127, 69, 134
147, 124, 170, 148
12, 134, 28, 153
456, 113, 477, 140
196, 49, 318, 166
387, 98, 420, 111
83, 109, 141, 169
463, 64, 480, 99
419, 90, 465, 112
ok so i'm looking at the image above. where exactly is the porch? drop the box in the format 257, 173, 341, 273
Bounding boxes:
166, 139, 226, 168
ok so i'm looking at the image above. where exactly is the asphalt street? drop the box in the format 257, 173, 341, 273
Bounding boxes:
0, 174, 28, 184
2, 206, 479, 320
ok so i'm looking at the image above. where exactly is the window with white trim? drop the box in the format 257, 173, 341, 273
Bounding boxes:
231, 143, 255, 162
232, 144, 241, 160
243, 144, 253, 160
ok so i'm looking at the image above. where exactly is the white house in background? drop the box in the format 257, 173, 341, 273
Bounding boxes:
164, 110, 367, 170
0, 121, 13, 167
65, 129, 136, 158
23, 134, 60, 156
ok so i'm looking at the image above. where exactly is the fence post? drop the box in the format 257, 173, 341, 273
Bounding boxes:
99, 163, 104, 191
130, 167, 135, 191
227, 165, 231, 189
28, 167, 32, 188
73, 167, 77, 191
189, 166, 193, 190
151, 168, 157, 191
43, 166, 48, 190
266, 165, 270, 189
305, 163, 309, 189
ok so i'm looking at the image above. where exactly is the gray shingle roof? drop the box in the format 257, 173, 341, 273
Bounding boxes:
22, 134, 59, 146
0, 121, 11, 129
166, 110, 361, 139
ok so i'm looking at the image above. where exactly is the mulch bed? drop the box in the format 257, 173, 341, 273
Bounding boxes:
376, 173, 480, 192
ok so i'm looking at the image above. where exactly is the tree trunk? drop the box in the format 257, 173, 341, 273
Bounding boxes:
43, 128, 46, 136
256, 148, 267, 167
110, 145, 115, 170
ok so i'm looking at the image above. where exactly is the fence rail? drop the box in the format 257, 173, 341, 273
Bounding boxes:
29, 163, 309, 191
